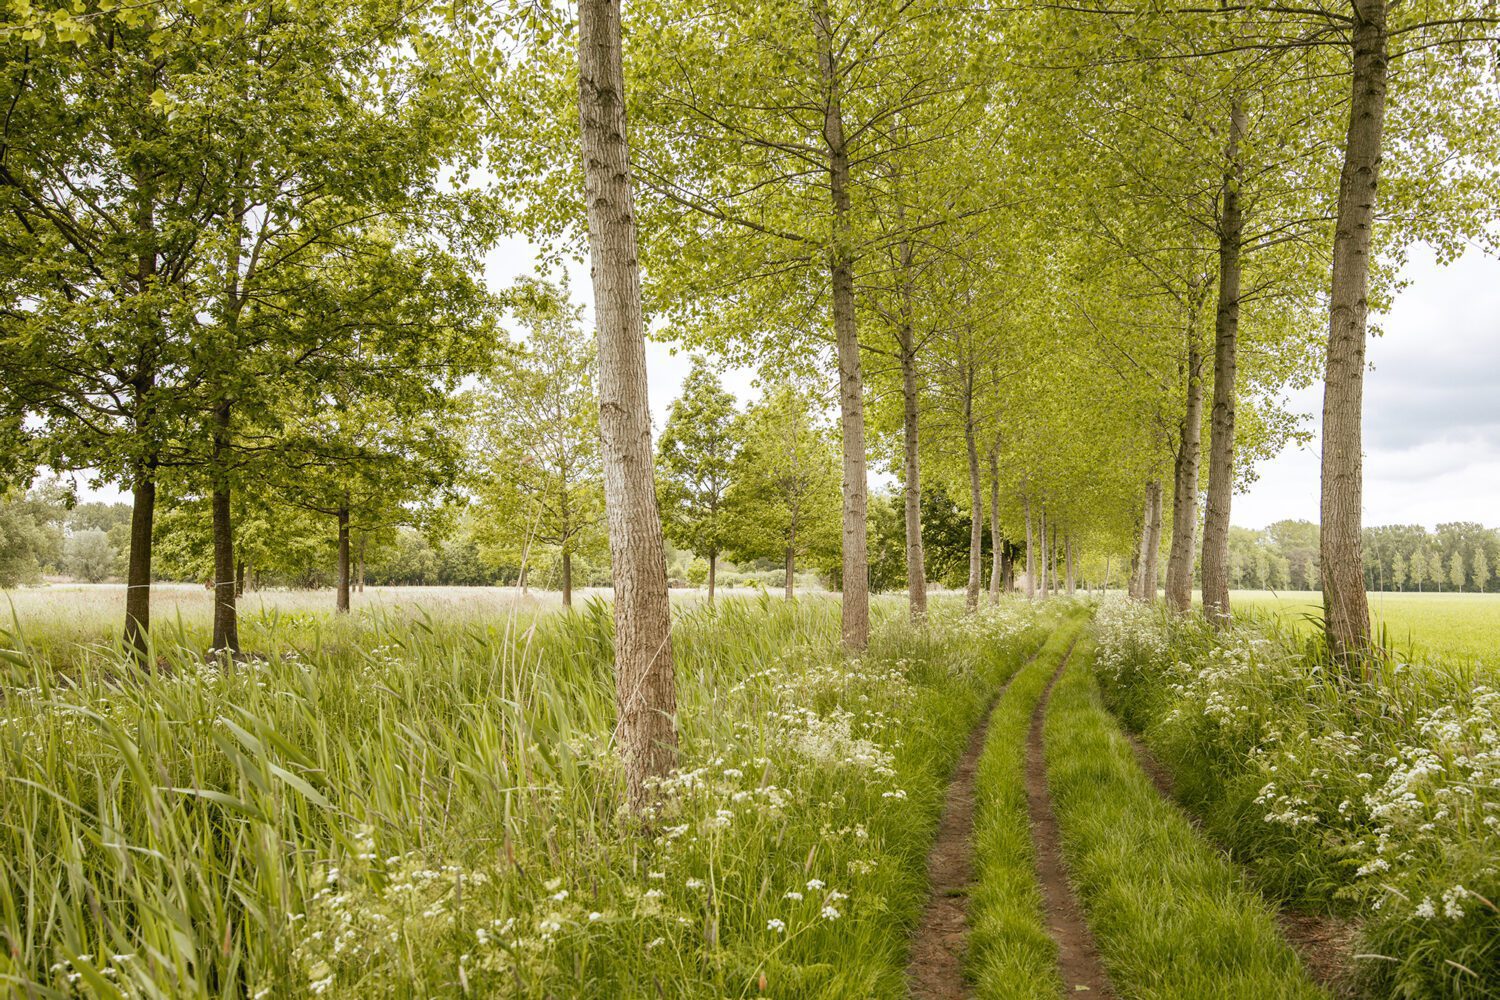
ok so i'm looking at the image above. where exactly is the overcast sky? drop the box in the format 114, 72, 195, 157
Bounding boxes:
70, 237, 1499, 531
1233, 245, 1500, 530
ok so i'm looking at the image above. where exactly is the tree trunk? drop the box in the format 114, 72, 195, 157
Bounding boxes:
1142, 479, 1164, 601
1024, 494, 1035, 598
562, 546, 573, 607
707, 551, 717, 606
964, 379, 983, 613
356, 536, 366, 593
815, 7, 870, 650
785, 544, 795, 599
210, 402, 239, 654
235, 558, 245, 598
1202, 100, 1247, 625
898, 323, 927, 620
123, 460, 157, 661
988, 442, 1003, 603
1039, 503, 1049, 598
336, 506, 351, 613
1066, 533, 1075, 595
1165, 326, 1206, 612
1322, 0, 1387, 667
578, 0, 679, 806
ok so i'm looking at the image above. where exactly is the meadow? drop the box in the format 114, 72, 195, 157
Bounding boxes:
1229, 589, 1500, 665
2, 586, 1496, 997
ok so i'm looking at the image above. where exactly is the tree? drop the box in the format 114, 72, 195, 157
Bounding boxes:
725, 384, 841, 597
1474, 547, 1491, 594
1391, 551, 1407, 592
0, 485, 62, 588
1449, 550, 1466, 592
472, 280, 604, 607
578, 0, 678, 808
63, 529, 116, 584
656, 358, 740, 603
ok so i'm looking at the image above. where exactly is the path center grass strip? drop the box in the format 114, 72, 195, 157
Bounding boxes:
967, 612, 1088, 999
1041, 634, 1328, 999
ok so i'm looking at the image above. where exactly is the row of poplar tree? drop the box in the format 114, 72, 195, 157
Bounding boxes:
5, 0, 1499, 801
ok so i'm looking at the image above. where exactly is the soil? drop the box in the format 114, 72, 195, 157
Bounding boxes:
1025, 645, 1116, 996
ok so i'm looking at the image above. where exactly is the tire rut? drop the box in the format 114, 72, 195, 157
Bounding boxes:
907, 651, 1037, 999
1025, 642, 1115, 997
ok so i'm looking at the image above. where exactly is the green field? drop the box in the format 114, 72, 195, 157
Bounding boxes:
1229, 589, 1500, 664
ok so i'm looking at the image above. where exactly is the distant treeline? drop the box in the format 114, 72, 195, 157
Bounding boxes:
1226, 520, 1497, 593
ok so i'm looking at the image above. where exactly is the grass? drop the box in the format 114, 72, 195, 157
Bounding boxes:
1045, 634, 1327, 999
1094, 597, 1500, 999
0, 592, 1046, 997
966, 613, 1087, 998
1229, 589, 1500, 664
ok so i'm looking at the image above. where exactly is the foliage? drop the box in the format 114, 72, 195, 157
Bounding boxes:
656, 357, 740, 571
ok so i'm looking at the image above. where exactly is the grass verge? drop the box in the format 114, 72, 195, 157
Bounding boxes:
0, 595, 1045, 998
1043, 633, 1327, 999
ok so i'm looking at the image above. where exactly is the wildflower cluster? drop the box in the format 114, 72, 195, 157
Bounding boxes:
1093, 596, 1500, 994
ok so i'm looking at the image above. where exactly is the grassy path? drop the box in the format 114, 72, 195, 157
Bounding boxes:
949, 616, 1329, 999
1038, 633, 1327, 998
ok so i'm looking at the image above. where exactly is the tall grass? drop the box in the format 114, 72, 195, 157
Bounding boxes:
0, 593, 1044, 997
1093, 597, 1500, 998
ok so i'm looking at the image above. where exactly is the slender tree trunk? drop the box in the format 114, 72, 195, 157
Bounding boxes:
988, 442, 1002, 603
1066, 533, 1075, 595
1039, 503, 1049, 598
210, 401, 239, 654
965, 379, 983, 613
562, 546, 573, 607
814, 7, 870, 650
1202, 100, 1247, 624
1165, 327, 1206, 612
1142, 479, 1164, 601
357, 536, 366, 593
235, 558, 245, 598
579, 0, 679, 805
1024, 495, 1035, 598
785, 544, 795, 599
898, 323, 927, 620
1322, 0, 1387, 667
124, 459, 157, 661
707, 552, 717, 605
336, 506, 351, 614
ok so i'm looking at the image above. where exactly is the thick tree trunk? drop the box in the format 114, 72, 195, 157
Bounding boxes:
785, 544, 796, 599
1024, 495, 1035, 598
988, 443, 1002, 603
1202, 100, 1247, 624
579, 0, 680, 805
816, 7, 869, 650
1322, 0, 1387, 667
898, 324, 927, 620
210, 400, 239, 654
707, 552, 716, 605
1165, 328, 1206, 612
965, 381, 983, 612
336, 506, 351, 614
562, 546, 573, 607
124, 461, 157, 661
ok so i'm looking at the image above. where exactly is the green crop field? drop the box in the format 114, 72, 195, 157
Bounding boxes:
1230, 590, 1500, 665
